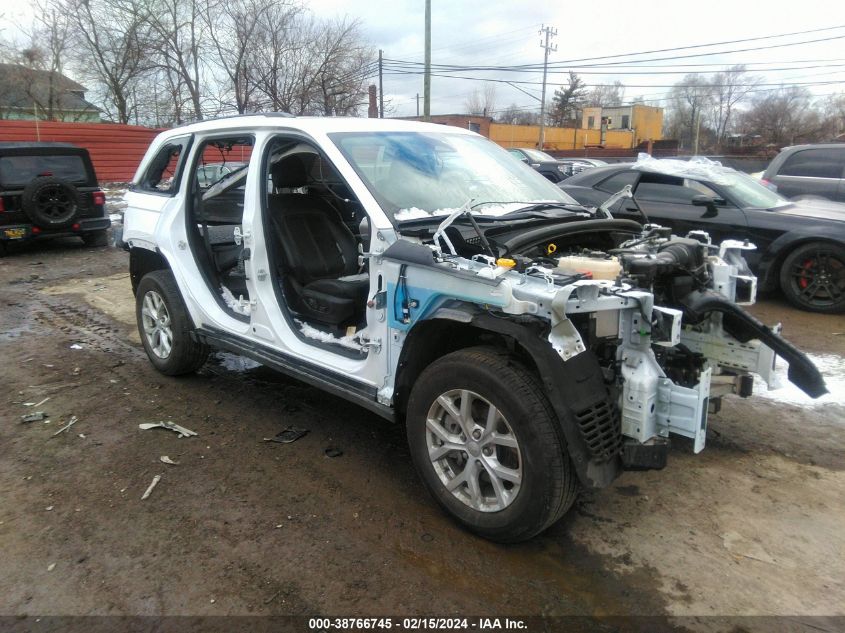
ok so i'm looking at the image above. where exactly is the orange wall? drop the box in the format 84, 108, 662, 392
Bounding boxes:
490, 123, 637, 150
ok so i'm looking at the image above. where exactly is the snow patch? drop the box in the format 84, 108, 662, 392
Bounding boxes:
216, 351, 261, 372
394, 201, 555, 221
753, 353, 845, 412
296, 320, 366, 351
220, 286, 250, 315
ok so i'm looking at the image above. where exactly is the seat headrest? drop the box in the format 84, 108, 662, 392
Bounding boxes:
271, 155, 310, 189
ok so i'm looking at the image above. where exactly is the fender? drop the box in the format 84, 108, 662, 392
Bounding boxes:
397, 309, 622, 489
757, 231, 845, 291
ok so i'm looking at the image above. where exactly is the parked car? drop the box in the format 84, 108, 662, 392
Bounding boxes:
762, 143, 845, 202
0, 142, 109, 253
123, 117, 824, 541
506, 147, 569, 183
560, 157, 845, 313
557, 157, 607, 179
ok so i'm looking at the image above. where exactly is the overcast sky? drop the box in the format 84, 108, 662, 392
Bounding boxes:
308, 0, 845, 117
3, 0, 844, 117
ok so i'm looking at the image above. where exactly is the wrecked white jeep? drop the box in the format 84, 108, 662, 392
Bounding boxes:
123, 116, 826, 542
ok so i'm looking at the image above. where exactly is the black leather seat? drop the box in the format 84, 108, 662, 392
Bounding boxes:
268, 156, 368, 325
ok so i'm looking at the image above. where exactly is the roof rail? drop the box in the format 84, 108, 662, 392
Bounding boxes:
172, 111, 295, 128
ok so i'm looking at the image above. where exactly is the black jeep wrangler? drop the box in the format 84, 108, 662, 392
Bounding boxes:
0, 142, 110, 253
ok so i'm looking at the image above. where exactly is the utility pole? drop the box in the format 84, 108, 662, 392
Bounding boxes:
692, 107, 701, 154
378, 49, 384, 118
416, 93, 420, 117
423, 0, 431, 121
537, 24, 557, 150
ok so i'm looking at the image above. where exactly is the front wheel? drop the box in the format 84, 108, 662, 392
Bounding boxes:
779, 242, 845, 313
406, 347, 577, 542
135, 270, 209, 375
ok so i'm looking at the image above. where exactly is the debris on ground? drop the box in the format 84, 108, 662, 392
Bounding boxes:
51, 416, 78, 437
47, 563, 56, 572
141, 475, 162, 500
21, 412, 47, 423
69, 344, 83, 350
263, 425, 309, 444
159, 456, 179, 465
139, 421, 197, 438
23, 397, 50, 408
324, 447, 343, 458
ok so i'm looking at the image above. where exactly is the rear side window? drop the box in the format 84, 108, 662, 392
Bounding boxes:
778, 148, 845, 179
139, 137, 191, 194
596, 170, 638, 193
0, 154, 88, 188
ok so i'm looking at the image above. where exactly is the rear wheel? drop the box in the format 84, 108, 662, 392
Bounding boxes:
406, 347, 577, 542
136, 270, 209, 375
779, 242, 845, 313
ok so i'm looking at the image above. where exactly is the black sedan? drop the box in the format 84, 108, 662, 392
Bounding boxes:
559, 161, 845, 313
507, 148, 569, 183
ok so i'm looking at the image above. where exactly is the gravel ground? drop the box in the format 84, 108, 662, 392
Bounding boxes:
0, 237, 843, 632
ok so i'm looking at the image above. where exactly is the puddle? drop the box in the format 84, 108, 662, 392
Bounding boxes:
215, 351, 261, 372
753, 353, 845, 409
0, 322, 33, 341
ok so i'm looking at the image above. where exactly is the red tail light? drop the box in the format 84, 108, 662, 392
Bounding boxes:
92, 191, 106, 206
72, 223, 81, 231
0, 197, 5, 212
32, 226, 41, 234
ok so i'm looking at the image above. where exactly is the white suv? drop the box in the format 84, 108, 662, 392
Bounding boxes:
123, 115, 825, 542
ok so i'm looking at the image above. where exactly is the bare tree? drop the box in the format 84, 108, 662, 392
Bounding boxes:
146, 0, 207, 121
587, 81, 625, 107
464, 83, 497, 116
65, 0, 154, 124
664, 75, 713, 149
310, 17, 373, 116
14, 0, 73, 119
820, 92, 845, 139
495, 103, 538, 125
709, 65, 760, 149
739, 86, 826, 146
202, 0, 276, 114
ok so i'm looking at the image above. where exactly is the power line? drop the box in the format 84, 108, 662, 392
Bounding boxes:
382, 31, 845, 74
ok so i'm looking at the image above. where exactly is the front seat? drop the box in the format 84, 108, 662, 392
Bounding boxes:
268, 155, 369, 326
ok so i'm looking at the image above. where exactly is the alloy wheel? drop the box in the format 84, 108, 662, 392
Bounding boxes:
790, 249, 845, 309
425, 389, 522, 512
141, 290, 173, 359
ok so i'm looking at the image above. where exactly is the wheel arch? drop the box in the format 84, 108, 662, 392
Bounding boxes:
395, 307, 622, 489
759, 233, 845, 292
129, 246, 172, 295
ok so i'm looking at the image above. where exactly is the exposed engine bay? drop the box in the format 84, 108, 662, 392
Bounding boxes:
390, 207, 827, 469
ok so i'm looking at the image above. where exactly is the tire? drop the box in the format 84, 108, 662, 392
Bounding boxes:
779, 242, 845, 313
81, 230, 109, 247
135, 270, 209, 375
406, 346, 577, 542
21, 176, 82, 229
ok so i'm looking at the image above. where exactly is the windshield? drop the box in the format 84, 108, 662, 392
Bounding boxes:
330, 131, 577, 222
715, 170, 789, 208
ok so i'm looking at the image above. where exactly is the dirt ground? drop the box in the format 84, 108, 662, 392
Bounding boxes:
1, 237, 843, 631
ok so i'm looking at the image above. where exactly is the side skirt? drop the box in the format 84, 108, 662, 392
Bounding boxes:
197, 326, 395, 422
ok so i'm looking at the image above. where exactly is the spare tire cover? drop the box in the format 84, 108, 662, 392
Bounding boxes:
21, 176, 82, 229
